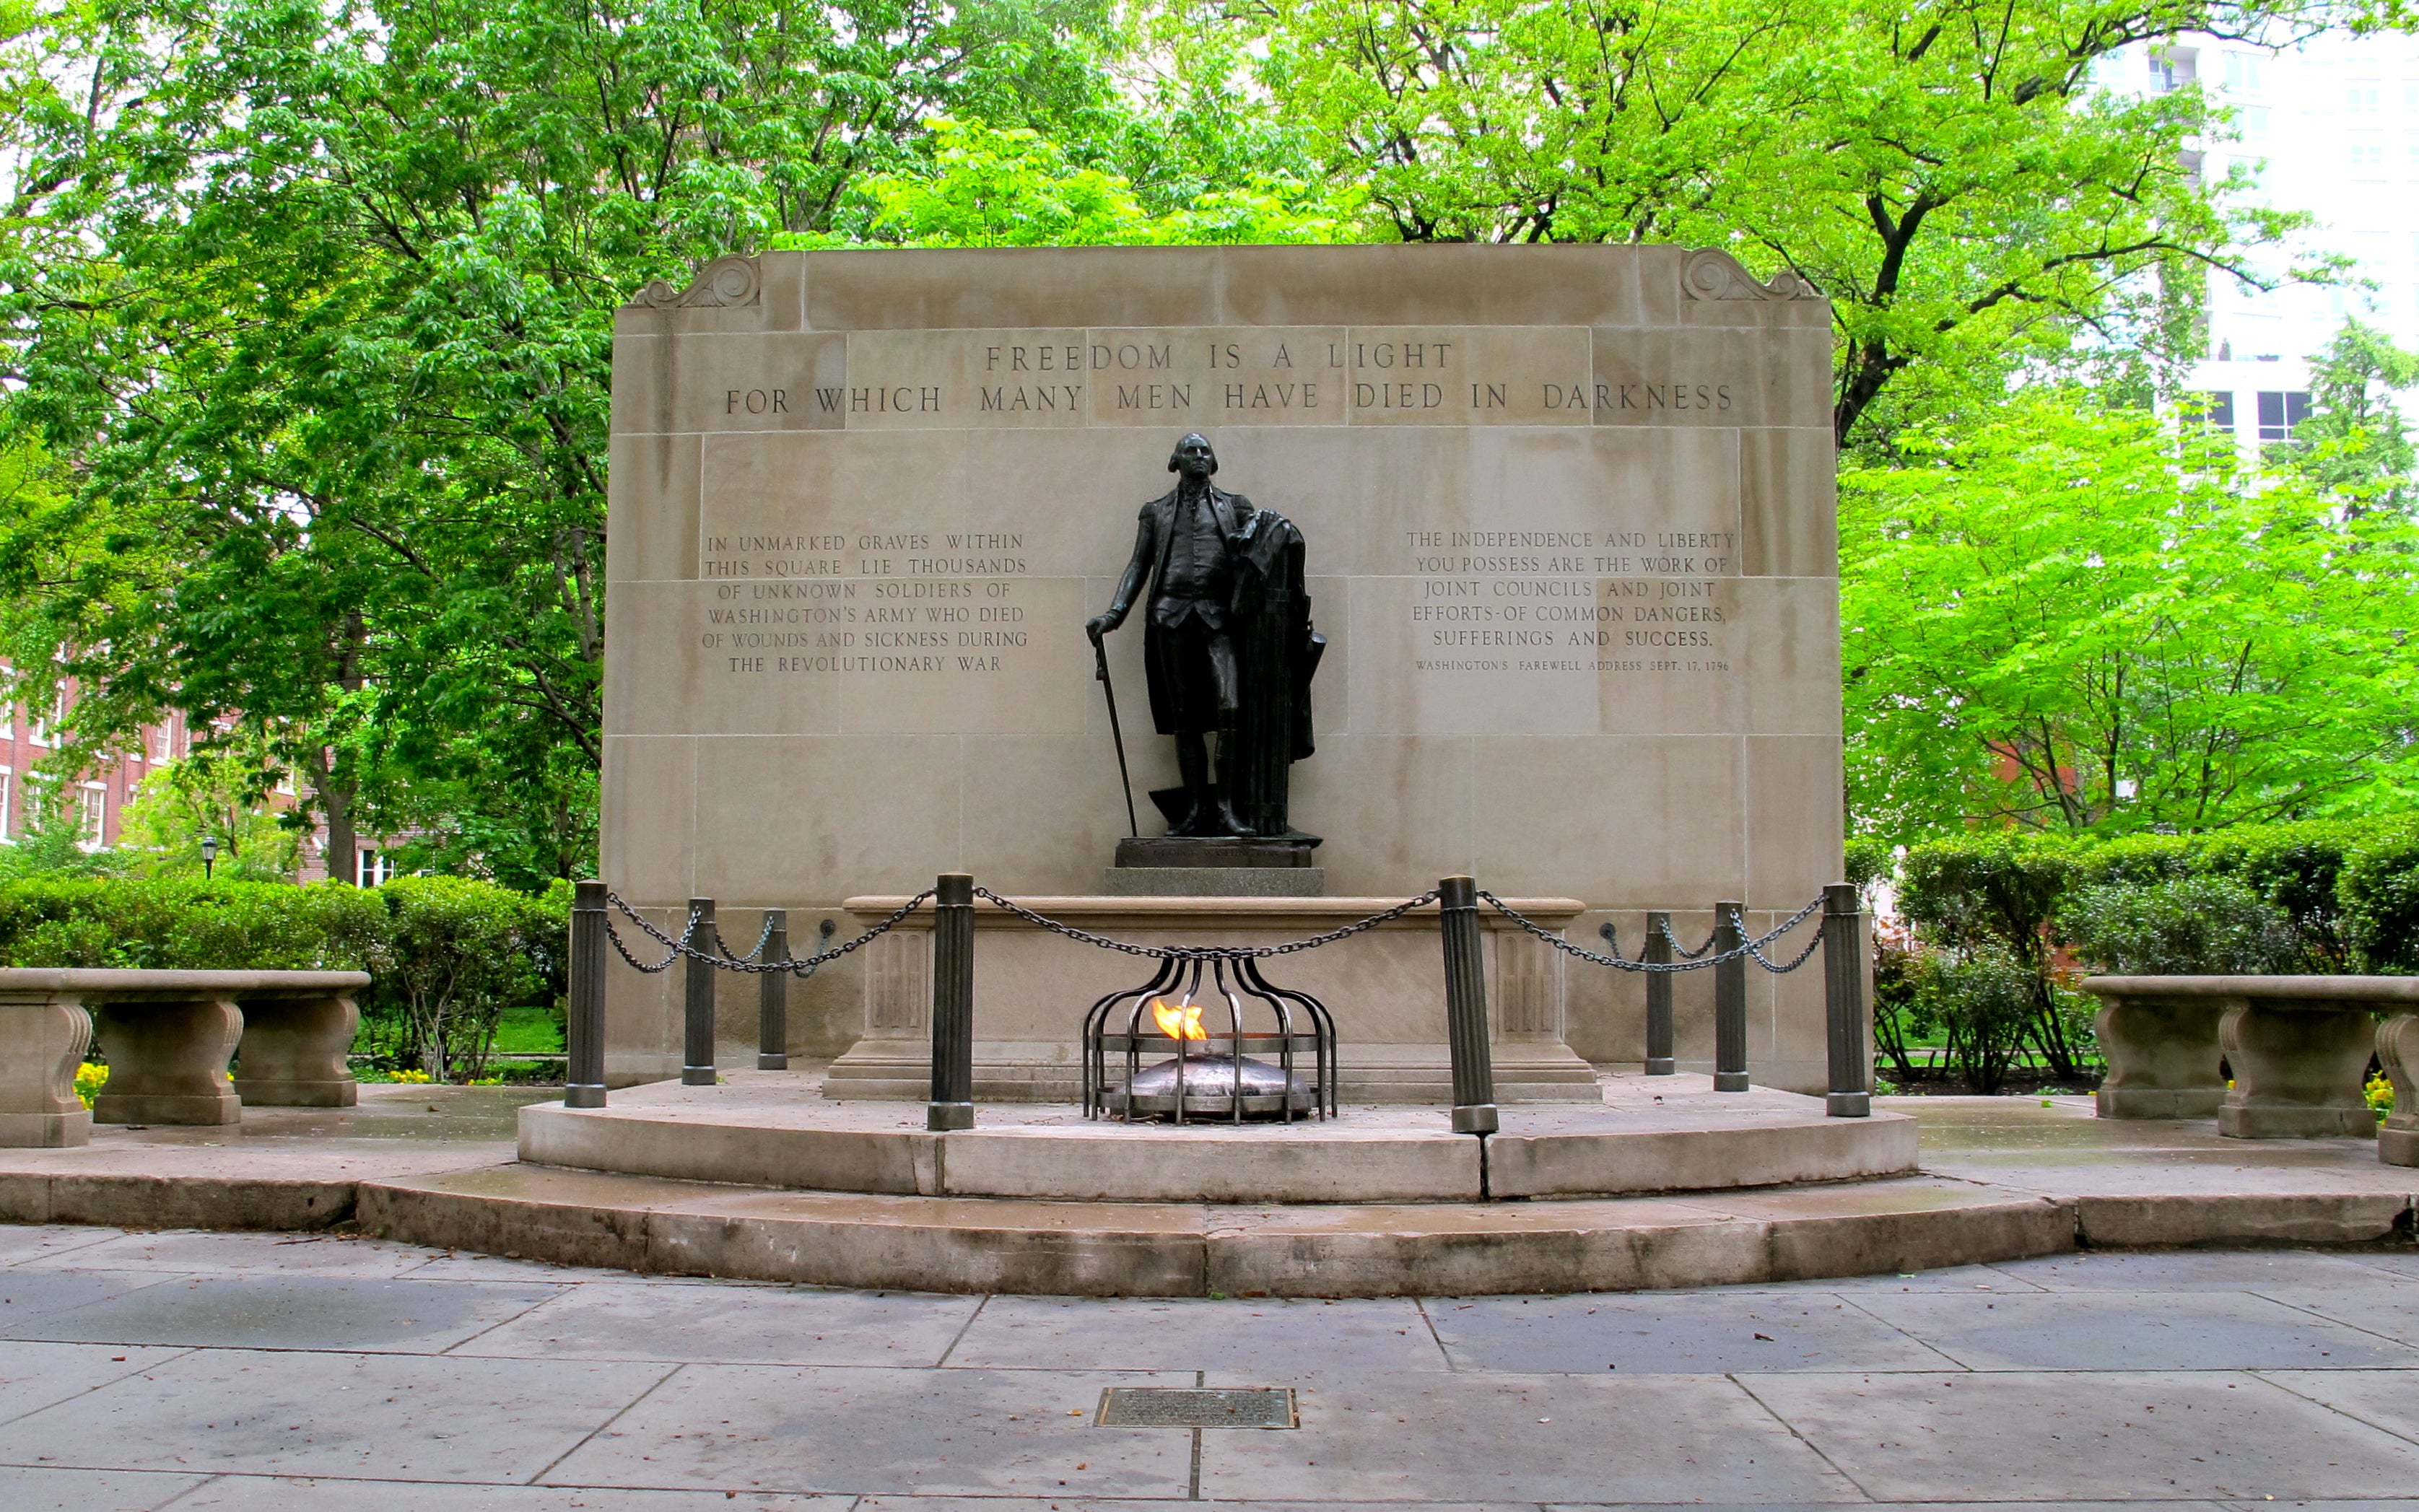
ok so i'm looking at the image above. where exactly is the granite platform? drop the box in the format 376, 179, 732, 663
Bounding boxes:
0, 1082, 2413, 1296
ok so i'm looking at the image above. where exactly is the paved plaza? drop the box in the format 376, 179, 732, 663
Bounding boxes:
0, 1224, 2415, 1509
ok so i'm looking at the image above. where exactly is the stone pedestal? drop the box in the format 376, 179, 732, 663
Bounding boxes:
2379, 1014, 2419, 1167
92, 997, 245, 1126
232, 995, 362, 1107
2090, 992, 2229, 1119
824, 893, 1600, 1104
0, 990, 93, 1148
2219, 999, 2376, 1139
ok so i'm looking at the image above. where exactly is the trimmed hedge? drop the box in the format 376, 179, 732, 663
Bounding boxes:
1896, 816, 2418, 976
1878, 816, 2419, 1090
0, 875, 571, 1081
0, 878, 390, 970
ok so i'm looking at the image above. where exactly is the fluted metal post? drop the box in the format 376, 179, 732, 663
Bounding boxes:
1823, 883, 1871, 1116
1644, 909, 1675, 1076
926, 873, 976, 1132
757, 909, 789, 1071
1439, 876, 1499, 1135
565, 880, 608, 1108
1714, 899, 1748, 1091
681, 896, 718, 1087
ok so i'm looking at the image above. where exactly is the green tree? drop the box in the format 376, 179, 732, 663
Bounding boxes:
819, 116, 1359, 248
1841, 389, 2419, 841
1167, 0, 2335, 447
2281, 320, 2419, 512
0, 0, 1125, 889
116, 748, 304, 881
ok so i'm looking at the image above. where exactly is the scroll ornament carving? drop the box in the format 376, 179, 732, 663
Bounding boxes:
1681, 247, 1819, 301
624, 253, 762, 310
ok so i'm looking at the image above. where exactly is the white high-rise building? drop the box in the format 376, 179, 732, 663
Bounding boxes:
2104, 29, 2419, 444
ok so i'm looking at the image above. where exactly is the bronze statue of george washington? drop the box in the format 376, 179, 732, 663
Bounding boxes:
1086, 434, 1322, 840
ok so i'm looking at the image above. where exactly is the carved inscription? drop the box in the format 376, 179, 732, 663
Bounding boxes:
1405, 528, 1735, 676
697, 531, 1036, 680
820, 326, 1740, 428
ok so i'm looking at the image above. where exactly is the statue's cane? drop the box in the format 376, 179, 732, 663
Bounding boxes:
1091, 626, 1140, 837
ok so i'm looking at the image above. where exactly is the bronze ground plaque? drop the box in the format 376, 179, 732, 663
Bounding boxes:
1094, 1386, 1298, 1428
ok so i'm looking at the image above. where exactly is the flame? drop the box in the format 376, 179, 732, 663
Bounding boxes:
1151, 997, 1208, 1041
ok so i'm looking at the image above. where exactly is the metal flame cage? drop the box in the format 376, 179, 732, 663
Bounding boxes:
1081, 955, 1337, 1122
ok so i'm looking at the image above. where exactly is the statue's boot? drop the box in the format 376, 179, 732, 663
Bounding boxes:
1171, 733, 1221, 836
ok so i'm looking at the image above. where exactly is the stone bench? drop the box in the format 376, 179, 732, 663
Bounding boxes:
0, 969, 372, 1147
2081, 975, 2419, 1139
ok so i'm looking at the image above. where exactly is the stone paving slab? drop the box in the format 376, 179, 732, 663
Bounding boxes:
16, 1228, 461, 1279
1849, 1289, 2419, 1371
456, 1279, 982, 1365
0, 1267, 180, 1328
1424, 1291, 1961, 1374
1194, 1372, 1863, 1503
0, 1340, 187, 1421
544, 1365, 1199, 1496
0, 1464, 211, 1512
1737, 1371, 2419, 1500
2254, 1370, 2419, 1445
170, 1482, 840, 1511
946, 1295, 1447, 1373
13, 1274, 568, 1353
0, 1347, 672, 1482
1987, 1249, 2412, 1291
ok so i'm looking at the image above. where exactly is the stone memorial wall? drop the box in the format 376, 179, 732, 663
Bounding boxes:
604, 245, 1841, 1091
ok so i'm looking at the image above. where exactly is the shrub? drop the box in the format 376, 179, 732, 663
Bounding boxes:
370, 876, 560, 1083
2342, 818, 2419, 974
2071, 833, 2198, 889
2197, 821, 2367, 970
1906, 945, 2039, 1095
1871, 932, 1923, 1083
2064, 877, 2298, 975
1898, 834, 2092, 1080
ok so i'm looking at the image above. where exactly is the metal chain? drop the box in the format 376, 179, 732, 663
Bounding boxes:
1745, 902, 1829, 974
970, 886, 1443, 960
1481, 891, 1826, 974
600, 909, 687, 977
605, 891, 933, 976
1658, 916, 1720, 959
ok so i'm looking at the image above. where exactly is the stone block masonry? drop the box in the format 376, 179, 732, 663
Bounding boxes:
603, 246, 1842, 1090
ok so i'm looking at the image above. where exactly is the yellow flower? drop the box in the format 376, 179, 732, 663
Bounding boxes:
2368, 1072, 2394, 1122
74, 1062, 108, 1109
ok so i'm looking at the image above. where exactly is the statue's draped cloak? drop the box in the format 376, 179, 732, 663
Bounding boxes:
1130, 484, 1321, 839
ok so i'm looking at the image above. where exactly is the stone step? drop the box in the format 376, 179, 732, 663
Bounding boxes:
356, 1163, 2072, 1297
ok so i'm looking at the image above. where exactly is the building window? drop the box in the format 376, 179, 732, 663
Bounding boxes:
2352, 137, 2387, 175
2350, 81, 2383, 114
357, 848, 398, 887
75, 783, 105, 851
2223, 53, 2263, 92
152, 724, 173, 763
2150, 48, 2197, 93
0, 767, 13, 842
2257, 390, 2311, 442
26, 689, 62, 748
2195, 392, 2236, 429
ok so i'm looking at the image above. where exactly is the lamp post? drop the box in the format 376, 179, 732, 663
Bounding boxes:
201, 836, 217, 880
